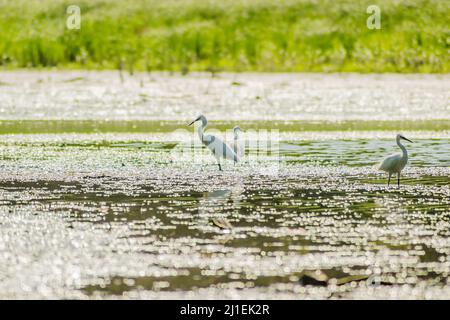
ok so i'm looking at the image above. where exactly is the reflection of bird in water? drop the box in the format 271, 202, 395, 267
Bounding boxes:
377, 134, 413, 186
198, 190, 231, 215
230, 126, 244, 164
198, 189, 233, 231
198, 181, 244, 232
189, 114, 239, 170
207, 189, 232, 199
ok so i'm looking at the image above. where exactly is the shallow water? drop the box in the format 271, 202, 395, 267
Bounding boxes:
0, 72, 449, 299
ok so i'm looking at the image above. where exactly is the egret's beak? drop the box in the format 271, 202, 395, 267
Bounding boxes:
403, 137, 413, 143
189, 117, 201, 126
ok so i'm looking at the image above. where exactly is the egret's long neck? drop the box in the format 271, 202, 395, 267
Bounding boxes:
197, 122, 206, 142
397, 138, 408, 158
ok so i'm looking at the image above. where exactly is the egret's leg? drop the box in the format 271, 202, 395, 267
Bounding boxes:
213, 151, 222, 171
388, 173, 391, 186
397, 172, 400, 187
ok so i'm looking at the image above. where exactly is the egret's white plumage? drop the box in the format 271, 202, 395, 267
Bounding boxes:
189, 115, 239, 170
377, 134, 413, 186
231, 126, 244, 162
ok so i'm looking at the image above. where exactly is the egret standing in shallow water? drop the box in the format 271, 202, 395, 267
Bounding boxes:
231, 126, 244, 165
377, 134, 413, 186
189, 115, 239, 170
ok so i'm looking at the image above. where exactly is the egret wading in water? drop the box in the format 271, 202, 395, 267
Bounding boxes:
377, 134, 413, 186
231, 126, 244, 165
189, 115, 239, 171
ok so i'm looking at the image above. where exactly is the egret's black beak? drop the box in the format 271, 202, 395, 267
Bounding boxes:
189, 117, 200, 126
403, 137, 413, 143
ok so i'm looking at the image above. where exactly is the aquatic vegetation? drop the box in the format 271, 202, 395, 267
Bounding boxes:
0, 72, 448, 299
0, 134, 449, 299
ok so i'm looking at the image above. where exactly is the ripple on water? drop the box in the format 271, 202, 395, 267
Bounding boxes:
0, 134, 449, 299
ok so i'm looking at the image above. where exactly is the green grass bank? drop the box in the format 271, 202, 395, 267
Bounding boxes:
0, 0, 448, 73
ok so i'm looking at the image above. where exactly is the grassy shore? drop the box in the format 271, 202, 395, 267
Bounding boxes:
0, 0, 448, 73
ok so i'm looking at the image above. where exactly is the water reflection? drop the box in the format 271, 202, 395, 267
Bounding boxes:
0, 132, 448, 299
196, 179, 245, 233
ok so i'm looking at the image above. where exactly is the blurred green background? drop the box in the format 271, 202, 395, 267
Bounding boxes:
0, 0, 448, 73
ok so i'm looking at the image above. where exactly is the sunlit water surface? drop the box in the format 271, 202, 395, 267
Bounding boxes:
0, 72, 448, 299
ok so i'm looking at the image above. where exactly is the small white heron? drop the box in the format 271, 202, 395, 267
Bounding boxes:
231, 126, 244, 165
377, 133, 413, 186
189, 115, 239, 170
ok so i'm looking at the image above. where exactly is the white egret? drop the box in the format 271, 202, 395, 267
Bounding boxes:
377, 134, 413, 186
231, 126, 244, 165
189, 115, 239, 170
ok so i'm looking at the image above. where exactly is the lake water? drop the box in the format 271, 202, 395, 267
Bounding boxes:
0, 71, 448, 299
